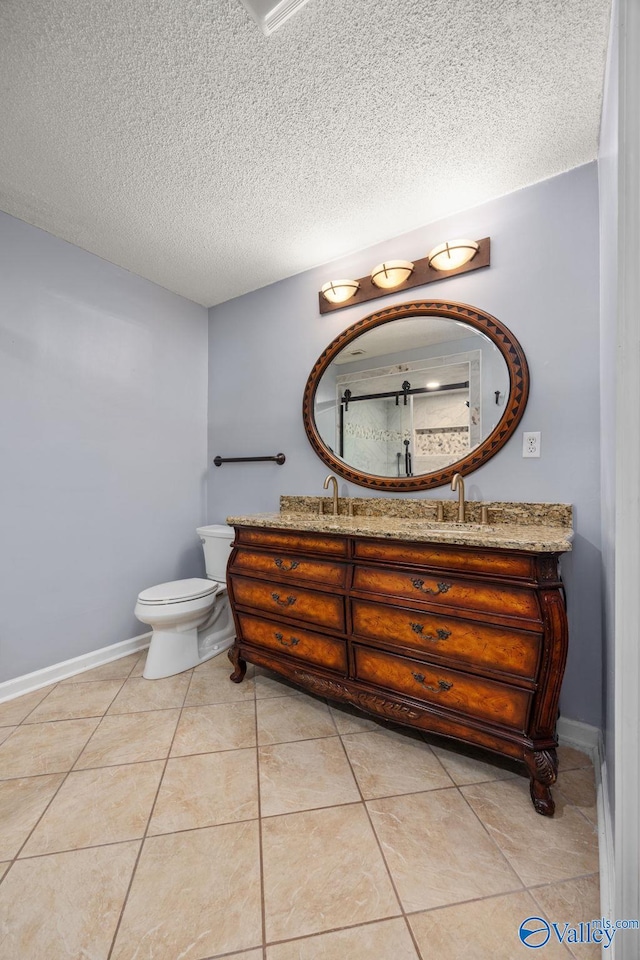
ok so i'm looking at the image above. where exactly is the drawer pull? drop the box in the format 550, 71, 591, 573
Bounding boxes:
412, 673, 453, 694
274, 558, 300, 572
409, 623, 451, 642
271, 592, 297, 607
274, 632, 300, 648
411, 579, 451, 596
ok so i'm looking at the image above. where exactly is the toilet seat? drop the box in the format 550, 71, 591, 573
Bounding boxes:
137, 578, 219, 606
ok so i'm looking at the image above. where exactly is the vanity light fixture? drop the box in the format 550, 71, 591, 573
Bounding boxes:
370, 260, 415, 289
318, 237, 490, 314
321, 279, 360, 304
427, 238, 479, 272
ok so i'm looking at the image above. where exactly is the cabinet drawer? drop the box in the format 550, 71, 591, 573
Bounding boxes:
236, 527, 347, 557
352, 600, 541, 680
354, 645, 531, 731
354, 538, 536, 579
230, 576, 345, 631
237, 614, 347, 673
352, 566, 541, 622
231, 549, 347, 588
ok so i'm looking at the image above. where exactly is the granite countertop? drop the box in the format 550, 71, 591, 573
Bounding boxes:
226, 504, 574, 553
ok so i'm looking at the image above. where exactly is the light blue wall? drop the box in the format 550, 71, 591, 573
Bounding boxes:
598, 0, 618, 816
0, 212, 209, 683
208, 164, 602, 726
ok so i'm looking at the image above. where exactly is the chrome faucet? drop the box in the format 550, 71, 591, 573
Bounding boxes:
451, 473, 466, 522
323, 474, 339, 515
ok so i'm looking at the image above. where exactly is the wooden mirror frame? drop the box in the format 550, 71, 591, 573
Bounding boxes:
302, 299, 530, 491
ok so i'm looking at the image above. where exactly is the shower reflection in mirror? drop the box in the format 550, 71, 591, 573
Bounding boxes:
335, 358, 479, 477
336, 370, 474, 477
314, 317, 510, 481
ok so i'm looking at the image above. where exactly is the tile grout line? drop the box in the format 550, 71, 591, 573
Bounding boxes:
2, 702, 183, 726
279, 707, 555, 953
537, 867, 602, 888
553, 785, 599, 829
358, 726, 465, 958
527, 877, 601, 960
525, 869, 601, 893
339, 723, 595, 932
413, 731, 459, 783
257, 766, 468, 820
105, 664, 195, 960
56, 667, 142, 686
1, 656, 142, 883
455, 775, 600, 894
261, 913, 418, 952
7, 682, 63, 725
3, 728, 101, 873
254, 697, 410, 960
19, 677, 130, 726
334, 727, 425, 960
68, 663, 141, 769
256, 687, 407, 954
11, 807, 263, 861
253, 671, 268, 960
74, 742, 255, 776
201, 947, 266, 960
1, 652, 141, 730
454, 781, 530, 891
254, 672, 341, 956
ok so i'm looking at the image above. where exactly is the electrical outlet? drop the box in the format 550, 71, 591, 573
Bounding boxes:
523, 431, 541, 458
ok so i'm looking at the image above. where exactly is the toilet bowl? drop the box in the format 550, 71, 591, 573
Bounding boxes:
135, 525, 235, 679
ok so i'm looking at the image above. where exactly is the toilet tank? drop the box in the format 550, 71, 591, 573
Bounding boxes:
196, 524, 234, 582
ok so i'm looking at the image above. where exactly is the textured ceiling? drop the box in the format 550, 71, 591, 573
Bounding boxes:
0, 0, 611, 307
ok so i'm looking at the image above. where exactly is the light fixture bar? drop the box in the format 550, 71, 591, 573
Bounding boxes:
318, 237, 490, 315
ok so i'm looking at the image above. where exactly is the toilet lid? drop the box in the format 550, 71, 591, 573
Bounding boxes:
137, 578, 219, 605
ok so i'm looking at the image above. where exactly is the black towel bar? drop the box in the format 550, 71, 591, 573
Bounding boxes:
213, 453, 286, 466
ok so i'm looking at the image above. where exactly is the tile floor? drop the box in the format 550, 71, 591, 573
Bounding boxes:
0, 650, 600, 959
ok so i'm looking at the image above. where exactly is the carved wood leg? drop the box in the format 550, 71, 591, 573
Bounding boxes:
524, 748, 558, 816
228, 644, 247, 683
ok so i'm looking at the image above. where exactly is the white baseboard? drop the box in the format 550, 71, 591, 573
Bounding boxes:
557, 716, 601, 760
0, 633, 151, 703
597, 742, 616, 955
558, 718, 615, 953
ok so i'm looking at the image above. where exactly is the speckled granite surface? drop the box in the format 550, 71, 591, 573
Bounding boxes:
227, 498, 573, 553
280, 496, 572, 527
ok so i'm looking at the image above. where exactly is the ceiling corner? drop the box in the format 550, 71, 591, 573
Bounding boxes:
239, 0, 313, 35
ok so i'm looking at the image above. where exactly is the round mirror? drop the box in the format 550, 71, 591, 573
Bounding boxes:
303, 300, 529, 491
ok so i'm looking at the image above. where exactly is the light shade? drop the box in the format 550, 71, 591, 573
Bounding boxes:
427, 239, 479, 272
370, 259, 415, 289
321, 279, 360, 304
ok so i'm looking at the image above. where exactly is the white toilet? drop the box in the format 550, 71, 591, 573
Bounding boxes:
134, 524, 235, 680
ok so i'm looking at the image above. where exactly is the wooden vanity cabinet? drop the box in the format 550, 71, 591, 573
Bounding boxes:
226, 525, 569, 816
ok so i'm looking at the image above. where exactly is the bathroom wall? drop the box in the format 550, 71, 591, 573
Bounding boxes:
598, 0, 618, 818
208, 163, 602, 727
0, 212, 209, 683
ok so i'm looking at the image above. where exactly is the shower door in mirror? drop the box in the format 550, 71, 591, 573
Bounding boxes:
304, 301, 529, 491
